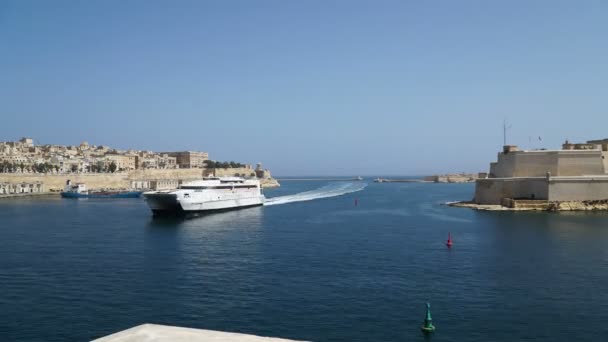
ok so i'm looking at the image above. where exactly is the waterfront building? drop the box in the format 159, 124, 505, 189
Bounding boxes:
0, 181, 44, 195
156, 154, 177, 169
163, 151, 209, 168
105, 154, 137, 171
149, 179, 180, 190
130, 180, 151, 190
475, 140, 608, 204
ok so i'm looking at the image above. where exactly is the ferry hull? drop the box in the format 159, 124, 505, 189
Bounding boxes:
144, 193, 265, 216
151, 203, 264, 217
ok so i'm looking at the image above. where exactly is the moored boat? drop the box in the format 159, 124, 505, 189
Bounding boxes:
60, 180, 143, 198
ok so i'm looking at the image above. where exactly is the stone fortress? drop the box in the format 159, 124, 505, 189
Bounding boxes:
0, 137, 278, 195
474, 138, 608, 206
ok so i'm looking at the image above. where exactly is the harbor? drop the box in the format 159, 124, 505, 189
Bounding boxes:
2, 1, 607, 341
3, 180, 607, 342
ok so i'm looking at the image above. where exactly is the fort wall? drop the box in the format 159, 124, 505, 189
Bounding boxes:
0, 169, 203, 191
475, 176, 608, 204
491, 150, 604, 178
548, 177, 608, 201
475, 178, 549, 204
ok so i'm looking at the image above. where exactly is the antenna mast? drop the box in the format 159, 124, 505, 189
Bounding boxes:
503, 119, 511, 146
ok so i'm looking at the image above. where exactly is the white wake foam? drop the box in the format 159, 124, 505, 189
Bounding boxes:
264, 182, 367, 206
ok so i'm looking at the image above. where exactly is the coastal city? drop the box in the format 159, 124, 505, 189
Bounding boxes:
0, 137, 277, 195
1, 137, 215, 173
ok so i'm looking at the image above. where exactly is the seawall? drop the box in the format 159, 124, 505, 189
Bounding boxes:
0, 167, 280, 191
0, 169, 203, 191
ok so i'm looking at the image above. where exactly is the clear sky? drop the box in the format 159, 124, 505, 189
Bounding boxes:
1, 1, 607, 176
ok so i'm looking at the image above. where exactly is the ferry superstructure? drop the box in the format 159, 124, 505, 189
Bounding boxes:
143, 177, 264, 215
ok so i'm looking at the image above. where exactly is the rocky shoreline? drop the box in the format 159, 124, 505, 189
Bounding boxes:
260, 177, 280, 188
448, 199, 608, 212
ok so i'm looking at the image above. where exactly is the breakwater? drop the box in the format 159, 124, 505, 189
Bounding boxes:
374, 178, 430, 183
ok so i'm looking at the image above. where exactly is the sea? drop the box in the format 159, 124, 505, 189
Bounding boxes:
1, 179, 608, 342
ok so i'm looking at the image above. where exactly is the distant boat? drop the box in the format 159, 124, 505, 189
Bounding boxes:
61, 180, 142, 199
374, 178, 385, 183
354, 176, 363, 181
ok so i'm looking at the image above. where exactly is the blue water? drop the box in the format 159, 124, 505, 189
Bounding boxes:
1, 181, 608, 341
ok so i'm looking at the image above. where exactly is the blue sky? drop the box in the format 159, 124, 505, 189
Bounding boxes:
1, 1, 606, 175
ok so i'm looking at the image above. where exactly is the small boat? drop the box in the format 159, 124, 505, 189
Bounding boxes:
61, 180, 142, 198
374, 178, 385, 183
354, 176, 364, 181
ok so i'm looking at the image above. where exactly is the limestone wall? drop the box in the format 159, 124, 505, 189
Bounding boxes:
492, 151, 558, 177
548, 177, 608, 201
490, 150, 604, 178
206, 167, 257, 178
474, 178, 549, 204
0, 169, 203, 191
0, 167, 281, 191
556, 151, 605, 176
602, 152, 608, 173
204, 167, 280, 188
474, 176, 608, 204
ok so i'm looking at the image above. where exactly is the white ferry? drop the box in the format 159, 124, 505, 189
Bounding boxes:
143, 176, 264, 216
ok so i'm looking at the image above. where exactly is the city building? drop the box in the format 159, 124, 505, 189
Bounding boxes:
0, 181, 44, 195
0, 138, 209, 174
163, 151, 209, 168
105, 154, 137, 171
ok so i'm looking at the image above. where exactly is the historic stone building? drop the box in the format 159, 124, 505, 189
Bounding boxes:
475, 140, 608, 204
0, 181, 44, 195
163, 151, 209, 168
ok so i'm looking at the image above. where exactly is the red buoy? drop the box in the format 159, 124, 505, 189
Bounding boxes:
446, 232, 453, 248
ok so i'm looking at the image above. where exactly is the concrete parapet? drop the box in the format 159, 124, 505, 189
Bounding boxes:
93, 324, 308, 342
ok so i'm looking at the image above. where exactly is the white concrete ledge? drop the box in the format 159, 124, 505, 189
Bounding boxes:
92, 324, 309, 342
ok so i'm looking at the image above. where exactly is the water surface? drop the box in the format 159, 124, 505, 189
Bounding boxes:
1, 181, 607, 341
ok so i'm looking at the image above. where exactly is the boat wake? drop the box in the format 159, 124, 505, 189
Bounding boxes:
264, 182, 367, 206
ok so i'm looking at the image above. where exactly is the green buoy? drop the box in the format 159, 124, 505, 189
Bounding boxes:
421, 302, 436, 333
